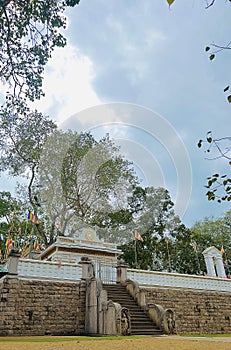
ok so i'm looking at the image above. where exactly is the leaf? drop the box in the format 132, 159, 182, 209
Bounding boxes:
209, 54, 215, 61
197, 140, 203, 148
227, 95, 231, 103
224, 86, 229, 92
206, 191, 215, 201
207, 137, 212, 143
205, 46, 210, 52
167, 0, 175, 5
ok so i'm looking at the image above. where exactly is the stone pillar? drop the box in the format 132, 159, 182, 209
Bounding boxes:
216, 256, 226, 278
6, 249, 20, 276
204, 255, 216, 277
85, 278, 98, 335
136, 288, 146, 308
116, 261, 128, 283
79, 256, 95, 280
203, 246, 226, 278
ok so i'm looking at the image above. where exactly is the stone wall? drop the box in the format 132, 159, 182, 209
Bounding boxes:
144, 287, 231, 334
0, 276, 86, 336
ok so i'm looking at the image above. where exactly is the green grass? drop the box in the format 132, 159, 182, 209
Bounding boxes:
0, 335, 142, 343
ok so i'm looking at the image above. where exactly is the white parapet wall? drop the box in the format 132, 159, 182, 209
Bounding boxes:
18, 258, 82, 282
127, 268, 231, 292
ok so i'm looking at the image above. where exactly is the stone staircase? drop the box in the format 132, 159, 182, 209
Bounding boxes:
103, 283, 163, 336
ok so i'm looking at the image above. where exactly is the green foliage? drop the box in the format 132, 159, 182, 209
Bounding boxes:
0, 97, 57, 246
0, 191, 34, 258
0, 95, 57, 177
197, 132, 231, 202
191, 211, 231, 276
0, 0, 80, 100
121, 204, 231, 276
34, 130, 141, 244
119, 187, 197, 273
60, 132, 139, 227
0, 191, 15, 220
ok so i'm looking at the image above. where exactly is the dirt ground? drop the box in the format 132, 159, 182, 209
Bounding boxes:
1, 336, 231, 350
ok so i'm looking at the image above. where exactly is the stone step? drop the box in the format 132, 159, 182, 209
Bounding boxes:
131, 329, 163, 335
103, 283, 163, 336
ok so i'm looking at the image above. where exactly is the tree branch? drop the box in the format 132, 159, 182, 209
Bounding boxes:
205, 0, 216, 9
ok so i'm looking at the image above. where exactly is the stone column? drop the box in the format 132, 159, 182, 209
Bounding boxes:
204, 255, 216, 277
136, 288, 146, 308
116, 261, 128, 283
79, 256, 95, 280
203, 247, 226, 278
6, 249, 20, 276
85, 278, 98, 335
216, 256, 226, 278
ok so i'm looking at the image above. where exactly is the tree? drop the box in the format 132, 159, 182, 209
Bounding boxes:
0, 96, 57, 246
120, 192, 231, 275
41, 131, 139, 234
0, 96, 57, 203
120, 187, 191, 271
0, 104, 142, 248
191, 211, 231, 276
0, 191, 39, 259
198, 132, 231, 202
0, 0, 80, 101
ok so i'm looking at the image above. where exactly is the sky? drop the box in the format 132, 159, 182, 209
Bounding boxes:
1, 0, 231, 227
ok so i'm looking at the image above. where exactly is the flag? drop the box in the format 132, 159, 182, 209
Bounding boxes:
165, 236, 169, 244
135, 230, 143, 242
6, 239, 13, 250
28, 211, 39, 225
8, 240, 13, 250
57, 223, 62, 232
33, 241, 40, 251
193, 241, 197, 253
33, 215, 39, 225
221, 245, 225, 254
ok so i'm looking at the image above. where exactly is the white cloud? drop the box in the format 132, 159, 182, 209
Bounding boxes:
32, 44, 101, 123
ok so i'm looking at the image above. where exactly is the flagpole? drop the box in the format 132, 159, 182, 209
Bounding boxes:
134, 239, 138, 268
166, 240, 171, 272
165, 236, 171, 272
196, 252, 201, 273
193, 242, 201, 274
222, 246, 230, 277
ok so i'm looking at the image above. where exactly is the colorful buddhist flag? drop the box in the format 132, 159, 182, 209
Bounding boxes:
6, 239, 13, 250
33, 241, 41, 251
33, 215, 39, 225
221, 245, 225, 254
135, 230, 143, 242
28, 211, 39, 225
